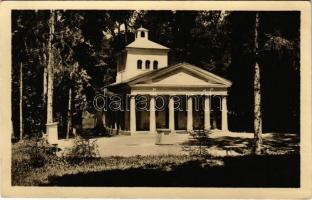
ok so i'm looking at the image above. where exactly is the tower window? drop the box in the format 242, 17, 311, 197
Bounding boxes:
137, 60, 142, 69
141, 31, 145, 38
145, 60, 150, 69
153, 61, 158, 69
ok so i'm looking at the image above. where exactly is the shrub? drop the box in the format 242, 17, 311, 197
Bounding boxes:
65, 136, 100, 164
189, 129, 212, 158
13, 138, 56, 168
11, 138, 59, 185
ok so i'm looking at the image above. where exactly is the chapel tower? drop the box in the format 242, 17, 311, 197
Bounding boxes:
115, 27, 169, 83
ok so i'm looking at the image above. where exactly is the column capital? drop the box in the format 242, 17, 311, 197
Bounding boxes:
169, 96, 175, 108
169, 95, 176, 99
187, 95, 194, 99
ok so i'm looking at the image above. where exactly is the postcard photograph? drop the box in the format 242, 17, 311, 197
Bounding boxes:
0, 1, 311, 198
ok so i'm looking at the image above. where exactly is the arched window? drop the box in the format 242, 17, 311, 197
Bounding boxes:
141, 31, 145, 38
153, 61, 158, 69
145, 60, 150, 69
137, 60, 142, 69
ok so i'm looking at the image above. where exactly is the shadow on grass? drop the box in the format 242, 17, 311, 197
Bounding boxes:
182, 133, 299, 154
43, 154, 299, 187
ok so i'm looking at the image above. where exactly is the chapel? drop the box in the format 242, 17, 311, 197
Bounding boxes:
103, 27, 232, 134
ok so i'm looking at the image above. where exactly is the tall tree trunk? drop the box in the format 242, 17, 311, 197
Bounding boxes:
117, 23, 121, 34
253, 12, 262, 154
66, 88, 72, 139
43, 52, 48, 131
19, 62, 23, 141
47, 10, 55, 124
124, 21, 128, 44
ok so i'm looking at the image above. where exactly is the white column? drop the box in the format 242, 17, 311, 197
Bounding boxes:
221, 96, 228, 131
149, 95, 156, 133
204, 95, 211, 130
169, 96, 175, 133
130, 95, 136, 133
102, 111, 106, 127
187, 96, 193, 131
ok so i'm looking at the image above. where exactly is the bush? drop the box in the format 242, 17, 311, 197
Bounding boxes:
13, 138, 56, 168
11, 138, 60, 185
189, 129, 212, 157
65, 136, 100, 164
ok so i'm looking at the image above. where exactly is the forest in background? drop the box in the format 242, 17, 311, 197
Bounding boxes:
11, 10, 300, 139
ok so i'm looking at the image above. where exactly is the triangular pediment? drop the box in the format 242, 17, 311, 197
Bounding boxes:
127, 62, 232, 87
142, 69, 219, 86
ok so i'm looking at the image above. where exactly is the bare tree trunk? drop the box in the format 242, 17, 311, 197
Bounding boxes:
47, 10, 55, 124
124, 21, 128, 44
43, 53, 48, 131
117, 23, 121, 34
253, 12, 262, 155
19, 62, 23, 141
66, 88, 72, 139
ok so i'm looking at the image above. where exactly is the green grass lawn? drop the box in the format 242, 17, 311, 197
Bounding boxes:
12, 139, 300, 187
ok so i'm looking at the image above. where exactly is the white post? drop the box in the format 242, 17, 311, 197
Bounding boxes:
204, 95, 211, 130
221, 96, 228, 131
187, 96, 193, 131
130, 95, 136, 133
169, 96, 175, 133
149, 95, 156, 133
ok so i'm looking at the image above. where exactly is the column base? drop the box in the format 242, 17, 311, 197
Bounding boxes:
46, 122, 58, 145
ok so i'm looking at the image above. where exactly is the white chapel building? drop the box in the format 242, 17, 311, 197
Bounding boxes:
104, 27, 232, 135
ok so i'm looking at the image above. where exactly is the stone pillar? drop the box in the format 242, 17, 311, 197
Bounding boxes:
130, 95, 136, 133
221, 95, 228, 131
149, 95, 156, 133
187, 96, 193, 131
46, 122, 58, 145
169, 96, 175, 133
204, 95, 211, 130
